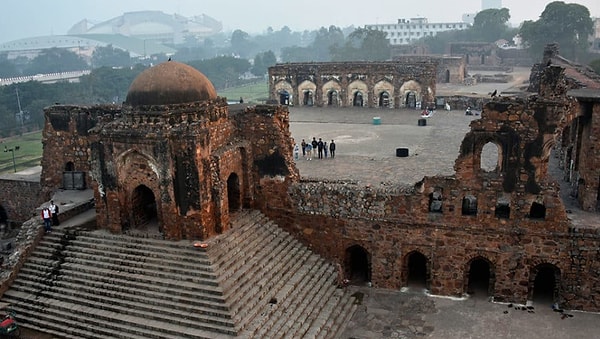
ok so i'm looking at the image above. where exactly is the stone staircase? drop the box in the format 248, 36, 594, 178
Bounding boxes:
0, 209, 356, 338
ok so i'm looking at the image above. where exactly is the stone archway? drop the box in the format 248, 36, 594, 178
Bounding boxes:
406, 92, 417, 108
327, 90, 339, 106
227, 173, 241, 213
353, 92, 364, 107
129, 184, 160, 233
529, 263, 560, 304
279, 90, 290, 105
378, 92, 390, 107
405, 251, 428, 288
345, 245, 370, 284
465, 257, 494, 298
444, 69, 450, 83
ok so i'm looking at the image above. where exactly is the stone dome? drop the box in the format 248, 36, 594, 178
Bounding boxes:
125, 61, 217, 106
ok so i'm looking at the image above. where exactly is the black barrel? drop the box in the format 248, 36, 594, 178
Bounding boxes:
418, 118, 427, 126
396, 148, 409, 157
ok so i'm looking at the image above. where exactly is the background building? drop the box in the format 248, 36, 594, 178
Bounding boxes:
366, 18, 470, 46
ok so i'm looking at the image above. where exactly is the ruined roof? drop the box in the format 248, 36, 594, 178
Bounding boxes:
125, 61, 217, 107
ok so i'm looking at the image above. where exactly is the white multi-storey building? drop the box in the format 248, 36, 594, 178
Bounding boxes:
365, 18, 470, 46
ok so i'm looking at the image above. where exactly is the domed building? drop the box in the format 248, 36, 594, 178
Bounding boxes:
41, 61, 296, 240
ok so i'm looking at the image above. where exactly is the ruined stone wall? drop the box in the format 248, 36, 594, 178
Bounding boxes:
41, 105, 120, 196
256, 171, 600, 310
268, 61, 437, 108
234, 104, 298, 217
0, 179, 41, 222
392, 55, 465, 84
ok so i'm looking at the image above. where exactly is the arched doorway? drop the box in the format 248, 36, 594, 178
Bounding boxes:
345, 245, 370, 284
327, 90, 338, 106
303, 91, 313, 106
378, 92, 390, 107
130, 185, 159, 233
353, 92, 364, 107
444, 70, 450, 83
406, 251, 428, 288
466, 257, 493, 298
406, 92, 417, 109
529, 264, 560, 304
227, 173, 241, 213
279, 91, 290, 105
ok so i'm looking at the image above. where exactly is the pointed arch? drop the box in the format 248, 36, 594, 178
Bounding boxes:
347, 80, 368, 107
404, 250, 429, 288
322, 80, 342, 107
298, 80, 317, 107
464, 256, 495, 298
344, 244, 371, 284
529, 263, 560, 304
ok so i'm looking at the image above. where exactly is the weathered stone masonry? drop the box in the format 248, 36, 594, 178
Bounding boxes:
268, 61, 437, 109
35, 52, 600, 312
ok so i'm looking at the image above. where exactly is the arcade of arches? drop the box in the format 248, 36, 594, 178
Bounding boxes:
269, 61, 437, 108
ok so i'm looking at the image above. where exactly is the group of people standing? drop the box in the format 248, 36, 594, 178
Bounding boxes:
296, 137, 336, 161
41, 200, 59, 233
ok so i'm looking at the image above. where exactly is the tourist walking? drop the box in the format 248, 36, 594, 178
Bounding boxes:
329, 140, 336, 159
49, 200, 60, 226
324, 142, 328, 158
41, 207, 52, 233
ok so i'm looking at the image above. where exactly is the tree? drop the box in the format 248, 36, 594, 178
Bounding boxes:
188, 56, 251, 89
252, 50, 276, 76
91, 45, 132, 68
230, 29, 253, 58
332, 27, 390, 61
472, 8, 511, 42
311, 26, 345, 61
519, 1, 593, 60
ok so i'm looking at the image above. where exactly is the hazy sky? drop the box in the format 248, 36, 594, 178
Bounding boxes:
1, 0, 599, 43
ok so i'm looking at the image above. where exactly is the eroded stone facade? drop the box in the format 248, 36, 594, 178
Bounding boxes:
38, 50, 600, 311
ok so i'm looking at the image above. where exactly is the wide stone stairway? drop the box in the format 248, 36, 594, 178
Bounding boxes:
0, 210, 356, 338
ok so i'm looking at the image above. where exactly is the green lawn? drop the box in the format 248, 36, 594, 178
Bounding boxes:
0, 131, 43, 175
218, 82, 269, 104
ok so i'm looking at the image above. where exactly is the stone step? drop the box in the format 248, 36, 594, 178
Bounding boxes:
3, 285, 235, 331
316, 292, 358, 339
211, 219, 275, 274
230, 246, 311, 319
59, 248, 217, 279
301, 288, 348, 338
218, 224, 283, 289
6, 275, 231, 319
230, 241, 308, 331
17, 260, 224, 297
207, 212, 269, 262
7, 302, 233, 339
57, 255, 220, 286
271, 261, 335, 337
254, 261, 327, 337
224, 232, 296, 302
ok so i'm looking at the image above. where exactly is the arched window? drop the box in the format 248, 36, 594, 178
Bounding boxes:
495, 200, 510, 219
428, 188, 443, 213
529, 201, 546, 219
461, 195, 478, 216
481, 142, 499, 172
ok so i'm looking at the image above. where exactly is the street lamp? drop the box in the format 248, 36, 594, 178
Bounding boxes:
4, 146, 20, 173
